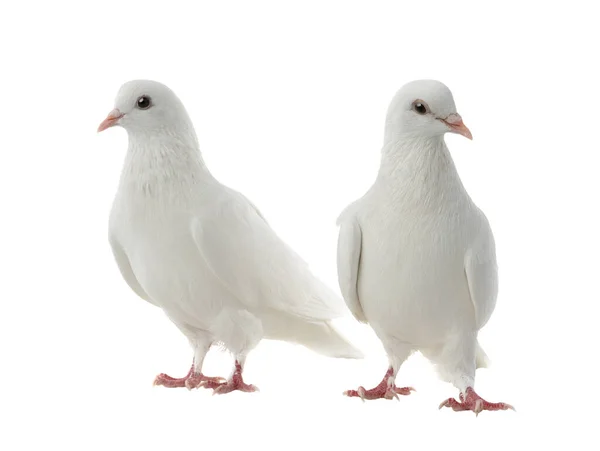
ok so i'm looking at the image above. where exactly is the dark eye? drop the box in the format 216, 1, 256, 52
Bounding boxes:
136, 95, 152, 110
412, 100, 429, 115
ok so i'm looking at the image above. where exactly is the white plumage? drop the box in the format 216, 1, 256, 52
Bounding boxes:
337, 80, 512, 413
100, 80, 362, 394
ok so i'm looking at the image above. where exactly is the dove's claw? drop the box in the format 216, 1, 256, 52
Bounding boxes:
153, 364, 225, 389
344, 367, 414, 401
439, 387, 514, 415
200, 379, 227, 390
185, 374, 226, 390
212, 381, 259, 395
153, 365, 194, 388
344, 384, 413, 400
208, 361, 259, 395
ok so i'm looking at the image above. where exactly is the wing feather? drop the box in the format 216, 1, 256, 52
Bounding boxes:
336, 218, 367, 323
191, 193, 346, 321
464, 215, 498, 330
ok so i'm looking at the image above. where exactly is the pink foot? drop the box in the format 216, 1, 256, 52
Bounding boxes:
344, 367, 415, 401
210, 361, 259, 395
439, 387, 515, 415
153, 364, 225, 389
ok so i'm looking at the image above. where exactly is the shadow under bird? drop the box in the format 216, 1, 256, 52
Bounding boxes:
336, 79, 513, 414
98, 80, 363, 394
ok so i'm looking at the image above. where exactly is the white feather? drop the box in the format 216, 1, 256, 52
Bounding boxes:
106, 80, 363, 378
335, 218, 367, 323
337, 79, 498, 393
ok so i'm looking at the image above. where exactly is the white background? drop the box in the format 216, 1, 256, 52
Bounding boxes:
1, 1, 598, 449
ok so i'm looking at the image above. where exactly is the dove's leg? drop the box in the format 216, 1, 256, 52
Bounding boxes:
210, 355, 259, 394
344, 339, 414, 400
153, 331, 225, 389
431, 334, 514, 415
208, 308, 262, 395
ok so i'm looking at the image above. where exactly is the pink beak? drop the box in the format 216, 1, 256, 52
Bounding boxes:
441, 113, 472, 140
98, 109, 124, 132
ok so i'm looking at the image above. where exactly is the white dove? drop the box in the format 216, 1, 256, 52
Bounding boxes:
98, 80, 362, 394
336, 79, 512, 414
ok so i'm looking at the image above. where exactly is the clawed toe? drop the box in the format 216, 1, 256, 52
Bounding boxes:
344, 384, 414, 401
212, 381, 259, 395
153, 365, 226, 390
207, 360, 258, 395
439, 388, 514, 415
184, 374, 226, 390
153, 373, 188, 388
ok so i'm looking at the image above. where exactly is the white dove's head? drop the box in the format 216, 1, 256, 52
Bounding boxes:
98, 80, 195, 138
384, 79, 472, 143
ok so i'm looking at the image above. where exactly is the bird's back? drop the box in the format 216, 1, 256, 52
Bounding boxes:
195, 183, 349, 321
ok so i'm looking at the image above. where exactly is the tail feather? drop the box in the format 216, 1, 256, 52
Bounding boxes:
298, 320, 364, 359
476, 342, 490, 369
263, 313, 364, 359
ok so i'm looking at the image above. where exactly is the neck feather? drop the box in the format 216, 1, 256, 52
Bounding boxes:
118, 128, 214, 200
376, 134, 469, 209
